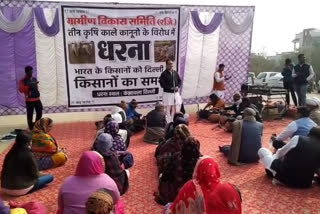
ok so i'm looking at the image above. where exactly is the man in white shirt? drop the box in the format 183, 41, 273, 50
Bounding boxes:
271, 107, 316, 149
258, 127, 320, 188
293, 54, 315, 106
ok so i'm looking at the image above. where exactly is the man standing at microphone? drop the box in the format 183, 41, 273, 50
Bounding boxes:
159, 59, 182, 122
19, 66, 43, 130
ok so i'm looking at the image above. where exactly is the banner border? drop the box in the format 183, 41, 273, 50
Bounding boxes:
61, 5, 181, 108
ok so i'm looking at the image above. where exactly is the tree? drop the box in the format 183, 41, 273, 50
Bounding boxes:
249, 53, 277, 75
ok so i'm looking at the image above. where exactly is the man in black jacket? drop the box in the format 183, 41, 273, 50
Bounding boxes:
159, 59, 182, 122
259, 126, 320, 188
293, 54, 314, 106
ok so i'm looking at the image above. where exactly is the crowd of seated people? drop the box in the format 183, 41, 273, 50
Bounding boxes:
8, 89, 320, 214
152, 114, 243, 213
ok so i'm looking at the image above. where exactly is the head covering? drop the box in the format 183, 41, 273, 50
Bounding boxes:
155, 102, 164, 111
86, 189, 114, 214
95, 133, 113, 155
75, 151, 104, 176
243, 107, 256, 117
105, 121, 120, 137
192, 157, 241, 214
181, 136, 201, 182
130, 99, 137, 107
173, 112, 184, 122
174, 124, 191, 141
306, 97, 320, 108
32, 118, 53, 133
105, 121, 126, 152
173, 117, 188, 128
111, 106, 121, 114
111, 106, 124, 123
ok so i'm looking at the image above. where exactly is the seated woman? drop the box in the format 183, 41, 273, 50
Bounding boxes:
166, 156, 242, 214
58, 151, 123, 214
1, 131, 54, 196
155, 136, 201, 205
105, 121, 127, 152
31, 118, 67, 170
93, 133, 130, 195
165, 112, 188, 140
96, 115, 129, 148
86, 189, 124, 214
155, 124, 191, 173
219, 108, 263, 165
259, 127, 320, 188
143, 102, 167, 144
271, 106, 316, 149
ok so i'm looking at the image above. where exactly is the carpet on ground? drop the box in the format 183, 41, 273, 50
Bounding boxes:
1, 115, 320, 214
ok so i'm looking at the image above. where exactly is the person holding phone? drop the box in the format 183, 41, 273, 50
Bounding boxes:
19, 66, 43, 130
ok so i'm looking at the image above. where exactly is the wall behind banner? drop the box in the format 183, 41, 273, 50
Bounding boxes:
0, 0, 254, 116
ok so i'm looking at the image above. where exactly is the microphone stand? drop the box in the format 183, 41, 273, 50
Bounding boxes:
172, 70, 176, 117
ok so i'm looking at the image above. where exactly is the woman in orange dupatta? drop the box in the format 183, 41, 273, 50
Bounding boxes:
32, 118, 67, 170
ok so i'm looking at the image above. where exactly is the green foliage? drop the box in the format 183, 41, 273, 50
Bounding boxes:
249, 53, 277, 75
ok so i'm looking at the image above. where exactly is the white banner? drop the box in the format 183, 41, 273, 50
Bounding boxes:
62, 6, 180, 107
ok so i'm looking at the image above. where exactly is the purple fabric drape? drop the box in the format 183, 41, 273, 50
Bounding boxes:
34, 8, 60, 37
190, 11, 223, 34
0, 7, 37, 107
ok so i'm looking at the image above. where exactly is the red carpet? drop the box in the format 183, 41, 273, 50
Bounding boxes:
1, 115, 320, 213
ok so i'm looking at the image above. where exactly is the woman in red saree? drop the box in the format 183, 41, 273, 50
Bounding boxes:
166, 156, 242, 214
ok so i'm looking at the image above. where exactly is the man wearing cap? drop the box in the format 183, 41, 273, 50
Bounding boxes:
259, 126, 320, 188
219, 108, 263, 165
271, 106, 316, 149
306, 97, 320, 125
143, 102, 166, 144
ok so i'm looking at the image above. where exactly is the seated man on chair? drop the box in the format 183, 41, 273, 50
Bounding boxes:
219, 108, 263, 165
271, 106, 316, 149
259, 126, 320, 188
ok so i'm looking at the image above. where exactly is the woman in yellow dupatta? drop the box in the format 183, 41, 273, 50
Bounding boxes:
32, 118, 67, 170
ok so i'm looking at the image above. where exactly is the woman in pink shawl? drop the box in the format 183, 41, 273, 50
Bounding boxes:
57, 151, 124, 214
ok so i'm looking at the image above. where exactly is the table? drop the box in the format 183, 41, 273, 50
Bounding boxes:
243, 85, 287, 119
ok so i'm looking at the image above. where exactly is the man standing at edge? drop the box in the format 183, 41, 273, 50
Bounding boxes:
159, 59, 182, 123
212, 64, 231, 99
293, 54, 314, 106
19, 66, 43, 130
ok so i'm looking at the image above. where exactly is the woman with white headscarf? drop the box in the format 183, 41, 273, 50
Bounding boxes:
306, 97, 320, 125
